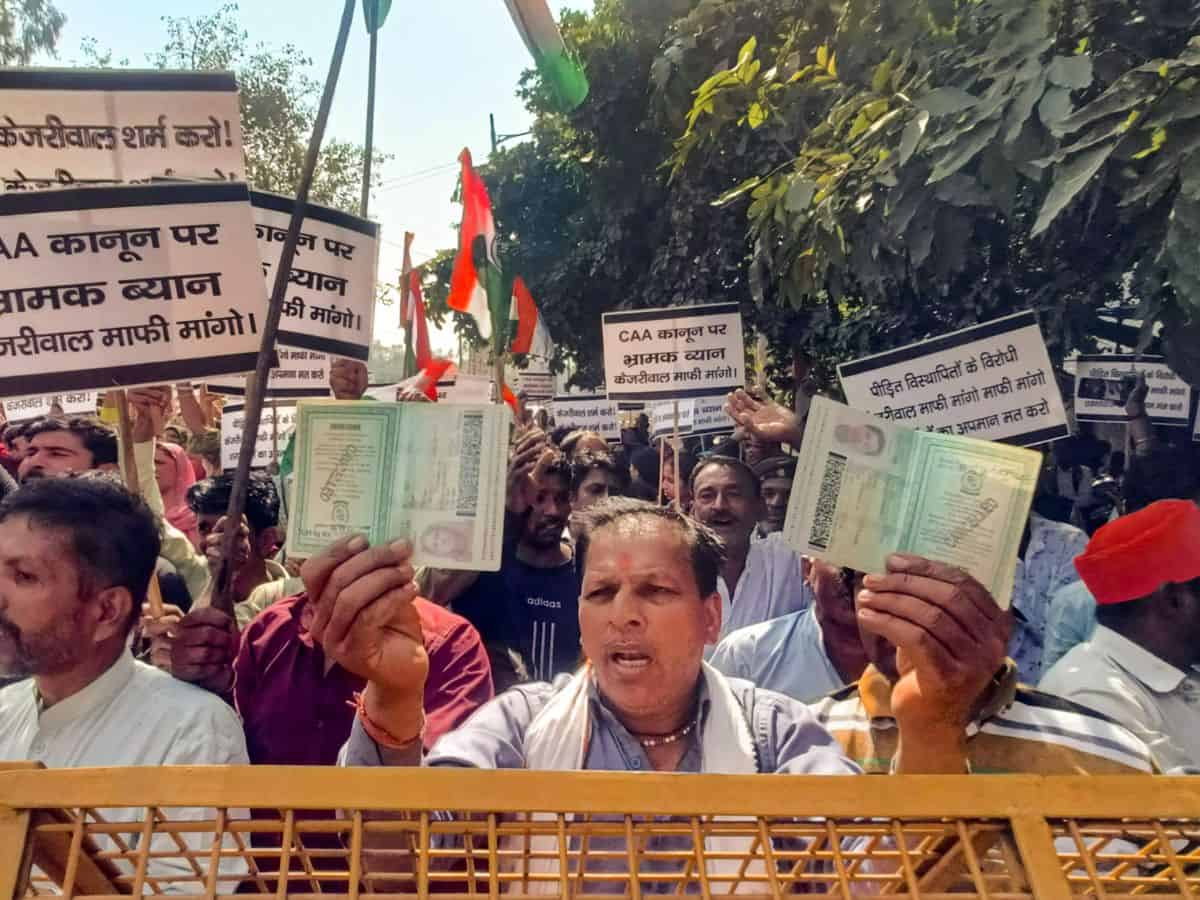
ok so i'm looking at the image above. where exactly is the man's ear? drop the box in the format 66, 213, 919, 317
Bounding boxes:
92, 585, 134, 643
702, 590, 723, 645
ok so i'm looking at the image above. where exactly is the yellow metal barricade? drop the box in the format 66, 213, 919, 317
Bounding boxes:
2, 765, 1200, 899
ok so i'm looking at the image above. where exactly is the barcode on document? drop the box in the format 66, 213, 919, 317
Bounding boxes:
456, 414, 483, 517
808, 452, 846, 549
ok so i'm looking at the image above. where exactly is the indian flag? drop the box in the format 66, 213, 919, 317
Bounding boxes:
447, 149, 501, 342
503, 0, 589, 111
509, 277, 554, 361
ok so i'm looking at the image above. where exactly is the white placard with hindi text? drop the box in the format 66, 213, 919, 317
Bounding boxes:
3, 394, 51, 421
1074, 355, 1192, 428
552, 394, 620, 441
206, 346, 330, 399
0, 69, 244, 191
254, 191, 379, 362
602, 303, 745, 401
221, 402, 297, 471
3, 391, 98, 422
516, 366, 554, 401
0, 182, 267, 396
838, 311, 1069, 447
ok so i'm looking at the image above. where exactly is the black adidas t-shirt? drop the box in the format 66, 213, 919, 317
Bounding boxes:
452, 544, 582, 683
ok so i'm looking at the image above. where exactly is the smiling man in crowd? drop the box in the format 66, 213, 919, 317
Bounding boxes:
689, 456, 811, 640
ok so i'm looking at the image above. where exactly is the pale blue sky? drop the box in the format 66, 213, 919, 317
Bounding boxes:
38, 0, 589, 350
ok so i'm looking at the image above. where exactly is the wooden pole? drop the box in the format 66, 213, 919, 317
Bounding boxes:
656, 434, 665, 506
214, 0, 357, 618
360, 26, 378, 218
113, 390, 165, 619
672, 400, 681, 511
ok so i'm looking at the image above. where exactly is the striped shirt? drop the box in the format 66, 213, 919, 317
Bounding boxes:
809, 663, 1157, 774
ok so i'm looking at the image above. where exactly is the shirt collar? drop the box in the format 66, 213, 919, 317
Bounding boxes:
36, 649, 137, 731
1091, 626, 1188, 693
857, 660, 1018, 726
586, 671, 710, 736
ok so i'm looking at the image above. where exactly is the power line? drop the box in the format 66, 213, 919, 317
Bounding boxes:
377, 160, 459, 185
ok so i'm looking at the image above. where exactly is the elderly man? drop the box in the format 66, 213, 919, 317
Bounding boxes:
689, 456, 811, 639
0, 477, 247, 885
1040, 500, 1200, 773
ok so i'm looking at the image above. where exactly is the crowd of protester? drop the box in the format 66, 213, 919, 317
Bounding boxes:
1, 360, 1198, 884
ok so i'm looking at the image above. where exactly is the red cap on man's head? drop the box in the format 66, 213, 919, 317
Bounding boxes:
1074, 499, 1200, 605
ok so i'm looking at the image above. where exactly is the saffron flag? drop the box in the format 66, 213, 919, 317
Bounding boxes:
405, 268, 433, 371
447, 149, 500, 341
509, 277, 554, 361
503, 0, 589, 111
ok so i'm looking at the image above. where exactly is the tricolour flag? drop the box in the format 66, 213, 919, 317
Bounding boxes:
509, 277, 554, 361
447, 149, 500, 342
503, 0, 589, 111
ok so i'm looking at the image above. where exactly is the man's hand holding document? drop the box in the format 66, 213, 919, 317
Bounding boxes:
783, 396, 1041, 608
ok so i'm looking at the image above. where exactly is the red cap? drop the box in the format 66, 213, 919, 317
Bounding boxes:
1074, 499, 1200, 605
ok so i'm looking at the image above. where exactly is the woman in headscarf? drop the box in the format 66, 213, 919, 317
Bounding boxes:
154, 440, 200, 549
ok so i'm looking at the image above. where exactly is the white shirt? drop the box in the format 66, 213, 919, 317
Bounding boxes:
0, 649, 250, 890
1040, 626, 1200, 773
716, 534, 813, 640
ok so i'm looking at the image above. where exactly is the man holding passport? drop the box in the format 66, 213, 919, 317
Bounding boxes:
727, 389, 1158, 775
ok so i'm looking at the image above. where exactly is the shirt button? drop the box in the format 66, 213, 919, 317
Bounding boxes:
631, 758, 642, 770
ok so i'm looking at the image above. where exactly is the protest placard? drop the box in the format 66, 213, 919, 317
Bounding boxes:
838, 311, 1069, 447
552, 394, 620, 441
783, 396, 1041, 608
206, 346, 331, 398
650, 401, 694, 439
1074, 354, 1191, 427
3, 394, 52, 421
516, 365, 554, 401
2, 390, 97, 422
287, 400, 510, 571
0, 182, 266, 397
252, 191, 379, 361
602, 302, 746, 401
221, 401, 296, 471
0, 69, 243, 191
692, 394, 736, 436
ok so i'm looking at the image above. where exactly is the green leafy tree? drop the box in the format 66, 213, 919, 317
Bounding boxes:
670, 0, 1200, 384
1, 0, 65, 66
84, 3, 386, 213
428, 0, 788, 388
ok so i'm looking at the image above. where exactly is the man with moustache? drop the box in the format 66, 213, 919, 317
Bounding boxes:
0, 477, 247, 885
296, 498, 1029, 891
17, 417, 118, 482
689, 456, 811, 640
